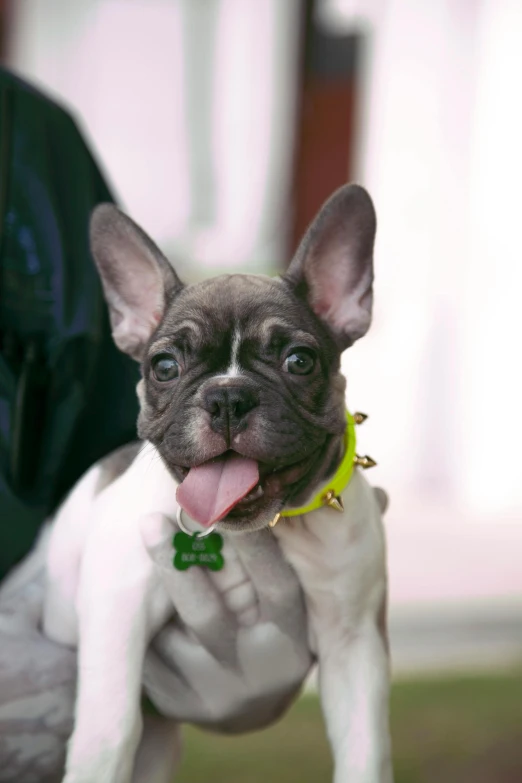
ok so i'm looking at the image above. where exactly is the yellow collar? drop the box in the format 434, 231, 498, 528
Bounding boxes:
270, 411, 375, 524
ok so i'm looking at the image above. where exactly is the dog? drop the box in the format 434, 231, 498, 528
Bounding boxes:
41, 183, 393, 783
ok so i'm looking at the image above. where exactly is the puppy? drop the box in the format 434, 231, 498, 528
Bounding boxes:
42, 184, 393, 783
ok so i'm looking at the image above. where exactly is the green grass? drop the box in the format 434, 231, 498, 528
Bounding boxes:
178, 669, 522, 782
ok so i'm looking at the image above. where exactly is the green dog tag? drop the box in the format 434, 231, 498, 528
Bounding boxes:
172, 531, 224, 571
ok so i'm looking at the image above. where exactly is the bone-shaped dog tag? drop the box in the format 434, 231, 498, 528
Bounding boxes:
172, 531, 224, 571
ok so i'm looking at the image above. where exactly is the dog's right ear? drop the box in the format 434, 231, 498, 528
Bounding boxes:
284, 184, 376, 350
90, 205, 183, 361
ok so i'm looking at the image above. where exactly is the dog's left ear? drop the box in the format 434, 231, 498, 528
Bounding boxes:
90, 205, 183, 361
284, 184, 376, 349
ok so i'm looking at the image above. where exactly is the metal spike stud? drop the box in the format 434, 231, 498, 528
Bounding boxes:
353, 454, 377, 469
353, 412, 368, 425
269, 512, 281, 528
323, 490, 345, 512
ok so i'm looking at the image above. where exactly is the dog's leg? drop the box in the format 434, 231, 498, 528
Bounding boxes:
131, 715, 182, 783
275, 474, 394, 783
316, 611, 393, 783
63, 602, 148, 783
44, 462, 106, 645
63, 514, 171, 783
44, 447, 140, 646
308, 597, 393, 783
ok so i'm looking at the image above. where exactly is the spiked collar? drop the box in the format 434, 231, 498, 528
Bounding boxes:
269, 411, 375, 527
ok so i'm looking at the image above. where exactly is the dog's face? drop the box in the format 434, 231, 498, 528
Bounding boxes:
90, 185, 376, 531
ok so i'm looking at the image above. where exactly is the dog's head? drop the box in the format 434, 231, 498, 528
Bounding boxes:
90, 185, 376, 531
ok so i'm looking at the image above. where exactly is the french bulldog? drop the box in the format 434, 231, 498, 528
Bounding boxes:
42, 184, 393, 783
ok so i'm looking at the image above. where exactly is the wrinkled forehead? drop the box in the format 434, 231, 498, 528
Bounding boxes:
155, 274, 317, 346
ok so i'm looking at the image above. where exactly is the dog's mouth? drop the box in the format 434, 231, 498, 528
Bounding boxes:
175, 450, 314, 528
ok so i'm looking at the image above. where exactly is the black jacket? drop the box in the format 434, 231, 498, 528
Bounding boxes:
0, 68, 139, 579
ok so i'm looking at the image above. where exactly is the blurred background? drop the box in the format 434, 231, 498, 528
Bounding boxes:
1, 0, 521, 779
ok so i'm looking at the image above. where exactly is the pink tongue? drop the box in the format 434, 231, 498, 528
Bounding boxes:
176, 453, 259, 527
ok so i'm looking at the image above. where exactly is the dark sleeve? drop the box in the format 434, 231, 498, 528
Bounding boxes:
0, 68, 139, 580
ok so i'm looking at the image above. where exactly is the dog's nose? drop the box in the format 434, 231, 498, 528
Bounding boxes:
202, 385, 259, 435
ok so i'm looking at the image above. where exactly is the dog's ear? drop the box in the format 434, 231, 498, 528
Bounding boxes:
284, 184, 376, 349
90, 205, 183, 360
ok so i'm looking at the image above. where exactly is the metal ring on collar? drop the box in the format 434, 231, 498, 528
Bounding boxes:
176, 507, 217, 538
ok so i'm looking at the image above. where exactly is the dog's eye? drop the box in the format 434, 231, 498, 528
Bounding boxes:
284, 350, 315, 375
151, 354, 180, 382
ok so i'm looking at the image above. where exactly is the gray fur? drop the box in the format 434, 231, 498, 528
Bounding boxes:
90, 185, 376, 533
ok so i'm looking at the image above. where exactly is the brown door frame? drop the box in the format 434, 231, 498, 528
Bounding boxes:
289, 0, 362, 259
